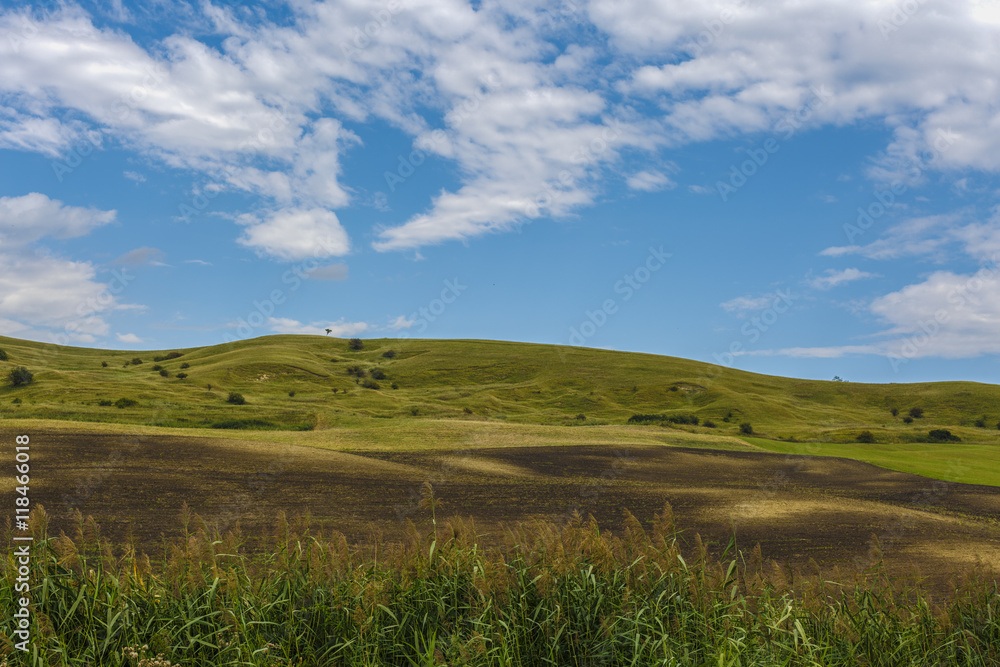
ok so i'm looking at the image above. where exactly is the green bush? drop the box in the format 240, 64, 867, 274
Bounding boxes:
346, 365, 367, 378
114, 398, 138, 409
702, 420, 717, 428
159, 369, 170, 377
12, 398, 22, 405
348, 338, 364, 351
152, 364, 163, 371
902, 416, 914, 424
463, 407, 473, 415
8, 366, 33, 387
370, 368, 387, 380
180, 362, 190, 369
131, 357, 143, 365
857, 431, 876, 444
227, 392, 246, 405
98, 399, 113, 406
101, 361, 108, 368
928, 429, 960, 443
575, 413, 586, 420
973, 417, 987, 428
175, 373, 188, 379
0, 348, 7, 361
410, 407, 420, 416
739, 422, 754, 435
391, 382, 399, 389
890, 407, 899, 417
909, 407, 924, 418
382, 349, 396, 359
361, 379, 381, 390
153, 352, 183, 362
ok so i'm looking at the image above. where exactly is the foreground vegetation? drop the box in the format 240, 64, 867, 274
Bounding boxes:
3, 500, 998, 667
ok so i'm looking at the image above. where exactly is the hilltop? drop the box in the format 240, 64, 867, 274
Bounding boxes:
1, 334, 998, 448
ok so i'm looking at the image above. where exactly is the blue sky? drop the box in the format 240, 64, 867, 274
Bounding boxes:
1, 0, 1000, 384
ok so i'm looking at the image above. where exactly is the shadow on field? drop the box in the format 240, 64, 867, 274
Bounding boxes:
14, 430, 1000, 594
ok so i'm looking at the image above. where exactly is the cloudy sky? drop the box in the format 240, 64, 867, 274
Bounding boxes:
1, 0, 999, 383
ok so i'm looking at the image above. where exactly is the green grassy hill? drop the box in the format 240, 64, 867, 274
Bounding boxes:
1, 333, 999, 448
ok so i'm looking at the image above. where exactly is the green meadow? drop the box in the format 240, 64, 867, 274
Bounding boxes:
1, 333, 998, 484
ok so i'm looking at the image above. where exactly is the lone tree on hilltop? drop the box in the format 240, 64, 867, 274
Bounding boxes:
325, 328, 332, 335
8, 366, 33, 387
348, 338, 364, 351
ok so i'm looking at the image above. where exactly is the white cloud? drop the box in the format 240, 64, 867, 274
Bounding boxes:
116, 333, 142, 344
183, 259, 212, 266
237, 208, 349, 261
386, 314, 415, 330
808, 268, 878, 290
0, 193, 125, 343
268, 317, 369, 337
626, 169, 676, 192
0, 192, 116, 248
737, 345, 883, 359
687, 184, 712, 194
720, 294, 775, 315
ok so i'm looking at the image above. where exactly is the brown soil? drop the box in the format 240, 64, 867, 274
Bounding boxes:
9, 430, 1000, 594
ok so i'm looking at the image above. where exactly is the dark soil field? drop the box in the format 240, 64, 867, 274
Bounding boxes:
11, 429, 1000, 596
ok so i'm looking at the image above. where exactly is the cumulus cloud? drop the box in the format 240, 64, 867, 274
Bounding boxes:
0, 192, 116, 248
116, 333, 143, 343
237, 208, 350, 261
114, 247, 167, 267
386, 314, 415, 330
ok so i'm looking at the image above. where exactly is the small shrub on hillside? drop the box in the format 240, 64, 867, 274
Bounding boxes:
996, 421, 1000, 430
576, 413, 586, 420
739, 422, 754, 435
391, 382, 399, 389
857, 431, 876, 444
723, 410, 733, 423
0, 348, 7, 361
370, 368, 387, 380
348, 338, 364, 351
361, 379, 381, 390
152, 364, 163, 371
669, 385, 679, 392
346, 365, 367, 378
227, 392, 246, 405
382, 350, 396, 359
180, 362, 190, 369
288, 390, 296, 397
903, 416, 914, 424
973, 417, 987, 428
909, 407, 924, 418
131, 357, 143, 365
159, 369, 170, 377
98, 399, 113, 406
12, 398, 22, 404
175, 373, 188, 379
114, 398, 138, 409
703, 420, 717, 428
153, 352, 183, 362
101, 361, 108, 368
890, 407, 899, 417
410, 407, 420, 416
463, 407, 473, 415
928, 429, 960, 443
8, 366, 33, 387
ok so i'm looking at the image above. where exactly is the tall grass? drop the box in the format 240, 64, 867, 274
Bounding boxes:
2, 497, 998, 666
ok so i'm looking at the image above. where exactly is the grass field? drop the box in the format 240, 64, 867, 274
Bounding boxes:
1, 333, 999, 484
3, 334, 1000, 665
